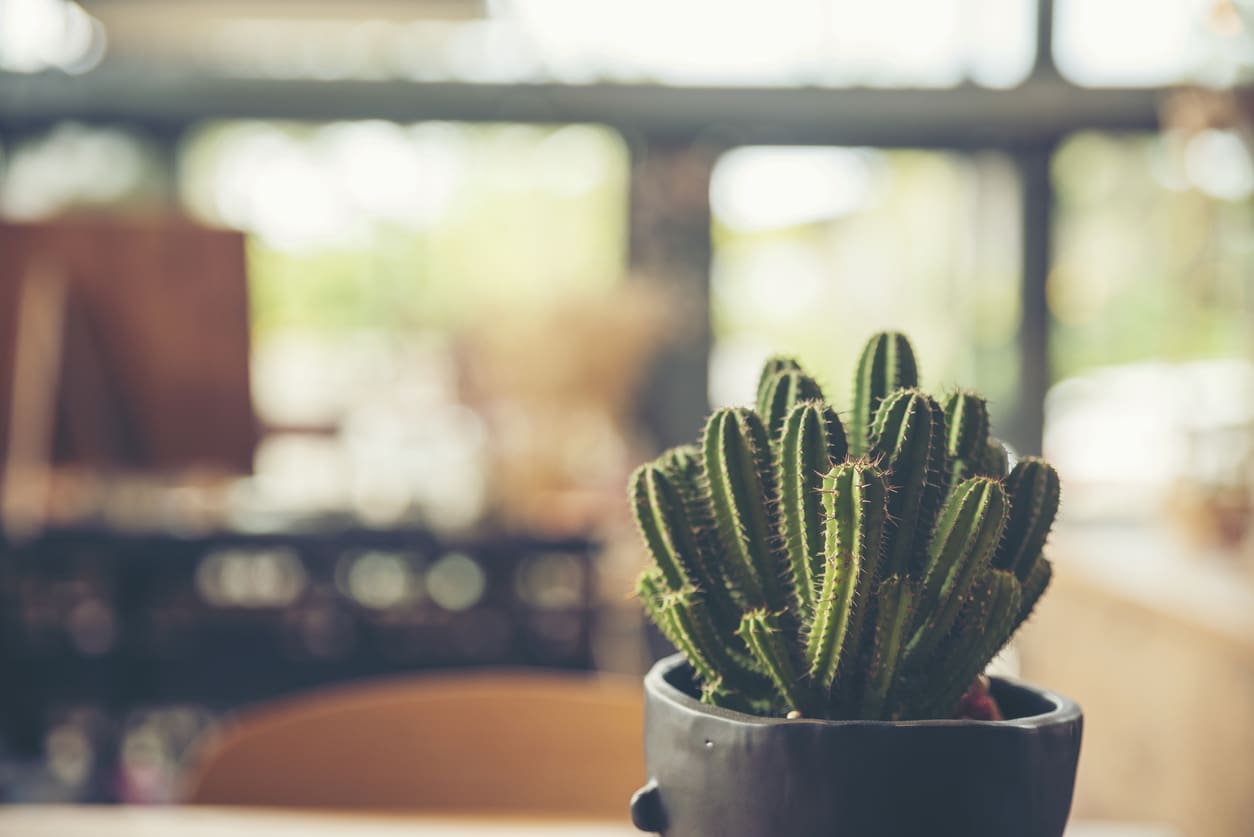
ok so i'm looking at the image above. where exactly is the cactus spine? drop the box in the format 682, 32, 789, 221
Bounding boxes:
630, 332, 1062, 721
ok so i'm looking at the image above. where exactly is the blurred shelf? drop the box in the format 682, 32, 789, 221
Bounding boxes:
0, 71, 1169, 148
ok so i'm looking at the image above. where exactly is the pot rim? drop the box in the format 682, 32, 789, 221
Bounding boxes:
646, 652, 1081, 731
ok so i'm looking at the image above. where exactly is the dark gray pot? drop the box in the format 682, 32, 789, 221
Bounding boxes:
630, 654, 1082, 837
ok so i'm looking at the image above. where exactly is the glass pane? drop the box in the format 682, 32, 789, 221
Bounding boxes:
0, 0, 106, 73
0, 123, 169, 218
1050, 130, 1254, 380
710, 146, 1023, 437
60, 0, 1036, 88
179, 120, 629, 336
505, 0, 1037, 87
1054, 0, 1250, 86
175, 119, 633, 531
1046, 130, 1254, 517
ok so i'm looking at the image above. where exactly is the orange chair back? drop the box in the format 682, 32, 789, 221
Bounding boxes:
184, 670, 645, 820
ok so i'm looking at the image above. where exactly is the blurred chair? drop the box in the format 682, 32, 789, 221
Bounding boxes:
183, 670, 645, 819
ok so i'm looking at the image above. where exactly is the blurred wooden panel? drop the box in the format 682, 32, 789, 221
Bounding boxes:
0, 218, 256, 473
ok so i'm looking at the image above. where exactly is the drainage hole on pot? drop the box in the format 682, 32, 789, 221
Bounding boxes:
704, 739, 713, 749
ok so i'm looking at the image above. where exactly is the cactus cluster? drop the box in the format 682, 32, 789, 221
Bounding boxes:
630, 332, 1060, 721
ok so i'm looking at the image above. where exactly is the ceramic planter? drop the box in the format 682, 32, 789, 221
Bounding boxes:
630, 654, 1082, 837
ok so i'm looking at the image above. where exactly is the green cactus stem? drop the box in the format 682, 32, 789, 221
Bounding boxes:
756, 355, 803, 403
664, 589, 762, 689
861, 574, 915, 720
1015, 553, 1053, 628
850, 331, 919, 456
629, 463, 704, 593
916, 569, 1021, 720
778, 403, 849, 612
942, 391, 991, 485
805, 462, 887, 697
758, 370, 826, 444
906, 477, 1008, 664
976, 437, 1010, 479
655, 444, 702, 499
638, 570, 761, 709
702, 408, 788, 613
995, 457, 1061, 579
868, 388, 948, 577
739, 609, 811, 715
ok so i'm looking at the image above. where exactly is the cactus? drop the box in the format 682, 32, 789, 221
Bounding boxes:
913, 569, 1021, 720
805, 462, 886, 696
943, 391, 990, 485
630, 332, 1063, 721
869, 389, 949, 577
777, 403, 848, 612
1016, 552, 1053, 626
995, 457, 1061, 579
905, 477, 1008, 664
850, 331, 918, 456
861, 575, 914, 719
977, 436, 1010, 479
739, 609, 811, 715
756, 355, 803, 401
702, 408, 788, 614
758, 370, 826, 444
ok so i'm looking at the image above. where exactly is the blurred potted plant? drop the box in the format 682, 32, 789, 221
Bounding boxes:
627, 332, 1081, 837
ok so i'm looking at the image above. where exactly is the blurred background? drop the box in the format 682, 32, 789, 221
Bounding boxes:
0, 0, 1252, 833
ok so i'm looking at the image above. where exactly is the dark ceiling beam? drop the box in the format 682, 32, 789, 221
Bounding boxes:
0, 70, 1170, 148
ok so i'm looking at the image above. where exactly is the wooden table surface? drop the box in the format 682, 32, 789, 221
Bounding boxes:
0, 806, 639, 836
0, 806, 1178, 836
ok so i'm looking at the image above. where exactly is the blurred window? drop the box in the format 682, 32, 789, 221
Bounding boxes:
709, 146, 1023, 433
1044, 128, 1254, 517
0, 123, 169, 218
1054, 0, 1252, 86
499, 0, 1037, 88
1050, 130, 1254, 381
0, 0, 105, 74
35, 0, 1037, 88
178, 120, 629, 337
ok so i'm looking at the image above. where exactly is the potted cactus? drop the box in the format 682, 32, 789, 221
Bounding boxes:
627, 332, 1081, 837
